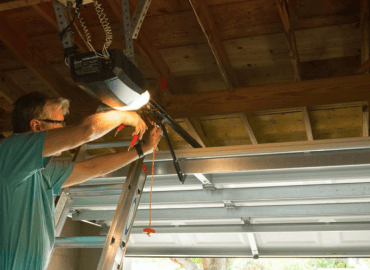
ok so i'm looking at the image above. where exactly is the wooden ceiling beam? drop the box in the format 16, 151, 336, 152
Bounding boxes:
0, 96, 12, 113
301, 107, 314, 141
163, 74, 370, 118
0, 0, 45, 11
188, 0, 241, 89
239, 113, 260, 145
31, 4, 87, 52
363, 101, 369, 137
183, 118, 209, 148
106, 0, 183, 98
276, 0, 301, 81
0, 111, 12, 132
361, 0, 370, 74
0, 15, 90, 105
0, 71, 27, 104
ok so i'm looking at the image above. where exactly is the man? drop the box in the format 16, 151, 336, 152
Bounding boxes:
0, 92, 162, 270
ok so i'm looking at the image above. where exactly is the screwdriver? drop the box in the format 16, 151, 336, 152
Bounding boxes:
114, 124, 140, 151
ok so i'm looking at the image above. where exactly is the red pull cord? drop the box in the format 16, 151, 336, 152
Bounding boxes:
143, 122, 157, 236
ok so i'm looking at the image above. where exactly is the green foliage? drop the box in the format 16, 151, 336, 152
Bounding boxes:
191, 258, 203, 267
131, 257, 367, 270
308, 258, 353, 269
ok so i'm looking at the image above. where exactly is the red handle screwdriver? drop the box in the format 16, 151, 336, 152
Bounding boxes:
114, 124, 139, 151
114, 124, 125, 137
128, 134, 139, 151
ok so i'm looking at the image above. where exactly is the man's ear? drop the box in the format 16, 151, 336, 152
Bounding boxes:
30, 119, 40, 132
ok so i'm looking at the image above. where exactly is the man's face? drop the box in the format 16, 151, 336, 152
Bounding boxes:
33, 106, 65, 131
30, 105, 65, 156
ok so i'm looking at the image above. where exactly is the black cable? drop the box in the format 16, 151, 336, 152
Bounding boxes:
58, 0, 83, 42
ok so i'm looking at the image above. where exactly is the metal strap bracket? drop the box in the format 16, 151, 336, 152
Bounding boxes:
121, 0, 151, 60
223, 200, 235, 209
131, 0, 152, 39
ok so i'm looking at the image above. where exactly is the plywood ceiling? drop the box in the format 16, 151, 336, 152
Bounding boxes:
0, 0, 369, 153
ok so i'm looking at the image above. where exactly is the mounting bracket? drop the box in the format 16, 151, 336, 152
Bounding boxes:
53, 0, 75, 50
121, 0, 152, 60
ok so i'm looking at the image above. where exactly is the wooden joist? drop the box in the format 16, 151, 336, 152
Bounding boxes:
163, 74, 370, 118
361, 0, 370, 71
183, 118, 208, 148
188, 0, 241, 89
363, 101, 369, 137
276, 0, 301, 81
0, 71, 26, 104
31, 4, 87, 52
301, 107, 314, 141
135, 28, 183, 96
0, 15, 90, 105
106, 0, 183, 97
0, 0, 44, 11
184, 117, 212, 147
239, 113, 260, 145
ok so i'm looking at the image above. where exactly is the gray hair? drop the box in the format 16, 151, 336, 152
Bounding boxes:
42, 97, 70, 116
12, 92, 70, 133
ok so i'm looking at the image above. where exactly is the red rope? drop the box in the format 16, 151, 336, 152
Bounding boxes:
143, 123, 157, 236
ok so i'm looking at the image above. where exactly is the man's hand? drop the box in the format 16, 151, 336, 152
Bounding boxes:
43, 110, 148, 157
63, 125, 164, 188
142, 126, 163, 155
118, 111, 147, 139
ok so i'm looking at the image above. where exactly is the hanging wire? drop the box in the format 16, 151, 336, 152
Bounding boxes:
75, 1, 98, 54
74, 0, 113, 59
58, 0, 82, 42
94, 0, 113, 58
67, 7, 91, 50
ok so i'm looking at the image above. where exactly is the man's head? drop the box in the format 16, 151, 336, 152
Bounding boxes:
12, 92, 70, 133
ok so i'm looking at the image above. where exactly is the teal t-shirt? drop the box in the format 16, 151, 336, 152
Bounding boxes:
0, 132, 75, 270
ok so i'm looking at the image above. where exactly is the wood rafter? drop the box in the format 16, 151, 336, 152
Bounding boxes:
0, 97, 12, 113
31, 4, 87, 52
276, 0, 301, 81
189, 0, 241, 89
363, 101, 369, 137
0, 71, 26, 104
0, 0, 44, 11
287, 0, 297, 21
358, 58, 370, 74
184, 117, 212, 147
163, 74, 370, 118
239, 113, 260, 144
0, 15, 90, 105
301, 107, 314, 141
182, 118, 207, 148
361, 0, 370, 74
106, 0, 183, 98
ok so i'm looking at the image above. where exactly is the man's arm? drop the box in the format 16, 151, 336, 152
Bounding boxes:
62, 127, 162, 188
43, 111, 147, 157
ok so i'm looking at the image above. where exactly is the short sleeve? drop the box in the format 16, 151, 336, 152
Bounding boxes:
43, 160, 75, 196
0, 132, 48, 187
